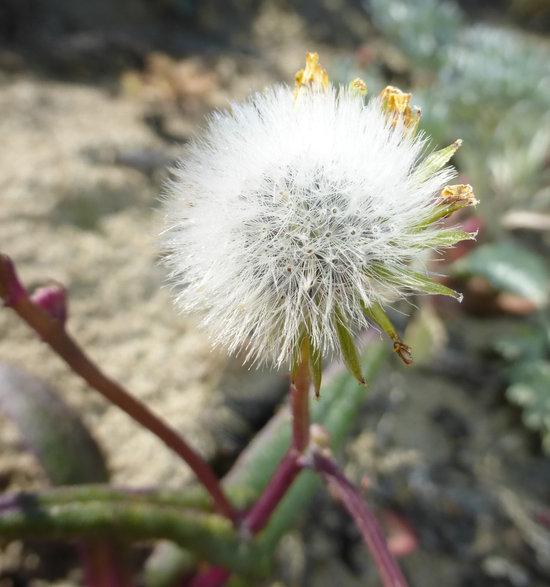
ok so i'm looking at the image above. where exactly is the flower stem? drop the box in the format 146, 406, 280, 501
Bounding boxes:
0, 254, 237, 523
80, 539, 135, 587
291, 338, 312, 452
241, 340, 312, 534
312, 453, 408, 587
239, 449, 302, 534
188, 566, 231, 586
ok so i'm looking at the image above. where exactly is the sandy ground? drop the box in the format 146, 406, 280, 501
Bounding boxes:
0, 74, 227, 491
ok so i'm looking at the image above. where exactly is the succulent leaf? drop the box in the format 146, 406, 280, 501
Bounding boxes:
308, 337, 323, 399
414, 140, 462, 184
362, 302, 412, 365
370, 264, 463, 301
416, 227, 477, 249
335, 319, 365, 384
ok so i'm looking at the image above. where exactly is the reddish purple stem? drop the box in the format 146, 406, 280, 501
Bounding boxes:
241, 347, 311, 534
291, 342, 311, 453
240, 449, 303, 534
313, 453, 408, 587
80, 539, 135, 587
0, 255, 26, 305
187, 566, 231, 587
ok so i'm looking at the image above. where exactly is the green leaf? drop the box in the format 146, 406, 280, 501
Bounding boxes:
362, 302, 397, 340
371, 264, 463, 300
414, 139, 462, 184
507, 360, 550, 453
415, 201, 478, 229
362, 302, 412, 364
0, 363, 109, 484
401, 271, 462, 299
417, 228, 476, 249
451, 241, 550, 308
308, 337, 323, 399
335, 319, 365, 384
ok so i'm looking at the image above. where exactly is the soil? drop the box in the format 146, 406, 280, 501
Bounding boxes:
1, 2, 550, 586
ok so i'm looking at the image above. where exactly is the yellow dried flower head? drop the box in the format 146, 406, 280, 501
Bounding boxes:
349, 78, 368, 96
441, 184, 478, 206
380, 85, 421, 132
294, 52, 329, 97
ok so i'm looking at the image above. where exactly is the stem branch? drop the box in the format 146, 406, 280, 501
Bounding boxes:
313, 453, 408, 587
239, 449, 302, 535
240, 339, 312, 534
188, 566, 231, 587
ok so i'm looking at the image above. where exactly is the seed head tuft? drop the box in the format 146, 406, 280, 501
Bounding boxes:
160, 54, 477, 373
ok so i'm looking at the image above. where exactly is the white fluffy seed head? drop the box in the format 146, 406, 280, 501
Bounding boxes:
161, 83, 463, 368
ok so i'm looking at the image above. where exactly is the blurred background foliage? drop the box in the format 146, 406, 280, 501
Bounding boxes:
2, 0, 550, 584
361, 0, 550, 452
